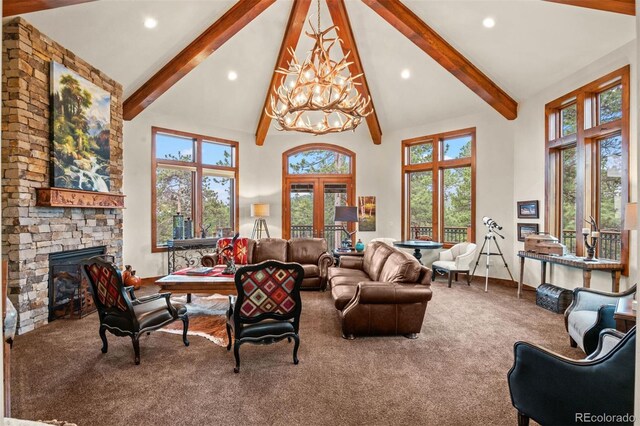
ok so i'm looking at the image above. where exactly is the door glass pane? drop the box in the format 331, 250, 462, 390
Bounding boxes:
408, 171, 433, 239
324, 184, 348, 249
202, 141, 234, 167
598, 84, 622, 124
155, 133, 194, 162
598, 134, 623, 260
288, 150, 351, 174
561, 147, 577, 254
290, 183, 314, 238
441, 135, 472, 161
408, 142, 433, 165
560, 104, 577, 137
155, 167, 193, 245
202, 171, 234, 238
442, 167, 472, 244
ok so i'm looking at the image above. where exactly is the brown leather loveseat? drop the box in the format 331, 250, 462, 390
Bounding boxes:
201, 238, 333, 290
328, 241, 433, 339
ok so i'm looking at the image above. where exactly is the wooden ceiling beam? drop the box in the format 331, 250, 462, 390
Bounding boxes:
124, 0, 275, 121
3, 0, 97, 17
255, 0, 312, 146
362, 0, 518, 120
327, 0, 382, 145
543, 0, 635, 16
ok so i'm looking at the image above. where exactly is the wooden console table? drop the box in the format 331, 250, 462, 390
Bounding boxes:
517, 251, 623, 298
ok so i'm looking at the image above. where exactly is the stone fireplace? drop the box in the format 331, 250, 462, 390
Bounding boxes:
1, 18, 124, 333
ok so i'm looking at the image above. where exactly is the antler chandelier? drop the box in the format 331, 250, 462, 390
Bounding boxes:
266, 0, 373, 135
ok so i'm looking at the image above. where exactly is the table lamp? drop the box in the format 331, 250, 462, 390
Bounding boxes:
251, 203, 270, 239
335, 206, 358, 249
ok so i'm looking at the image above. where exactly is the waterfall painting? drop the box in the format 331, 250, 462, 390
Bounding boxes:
51, 61, 111, 192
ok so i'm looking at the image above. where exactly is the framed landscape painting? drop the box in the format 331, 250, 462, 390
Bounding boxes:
517, 223, 539, 242
517, 200, 539, 219
358, 196, 376, 231
51, 61, 111, 192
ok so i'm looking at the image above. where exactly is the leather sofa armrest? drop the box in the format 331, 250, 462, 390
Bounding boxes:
355, 282, 433, 304
201, 253, 219, 267
339, 256, 364, 270
418, 266, 432, 285
318, 252, 334, 277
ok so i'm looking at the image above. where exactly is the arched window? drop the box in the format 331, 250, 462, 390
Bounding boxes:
282, 144, 356, 249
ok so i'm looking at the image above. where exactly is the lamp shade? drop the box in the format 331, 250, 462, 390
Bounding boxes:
335, 206, 358, 223
251, 203, 270, 218
624, 202, 637, 230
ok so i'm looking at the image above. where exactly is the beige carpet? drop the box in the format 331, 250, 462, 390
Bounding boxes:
10, 280, 582, 426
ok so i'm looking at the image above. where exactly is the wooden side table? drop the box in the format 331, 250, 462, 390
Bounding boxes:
614, 298, 636, 333
332, 249, 364, 266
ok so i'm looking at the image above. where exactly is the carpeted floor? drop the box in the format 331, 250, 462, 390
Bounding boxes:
10, 280, 582, 426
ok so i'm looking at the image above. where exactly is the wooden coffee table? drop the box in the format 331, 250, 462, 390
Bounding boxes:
155, 273, 236, 303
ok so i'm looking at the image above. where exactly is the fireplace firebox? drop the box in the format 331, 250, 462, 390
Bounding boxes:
48, 246, 106, 321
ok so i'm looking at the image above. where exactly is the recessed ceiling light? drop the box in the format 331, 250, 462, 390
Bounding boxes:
228, 70, 238, 81
401, 69, 411, 80
144, 17, 157, 29
482, 17, 495, 28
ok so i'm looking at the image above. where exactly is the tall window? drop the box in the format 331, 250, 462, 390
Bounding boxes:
402, 128, 476, 245
282, 144, 355, 250
545, 66, 629, 263
151, 127, 239, 251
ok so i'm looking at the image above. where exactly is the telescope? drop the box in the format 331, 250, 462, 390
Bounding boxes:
482, 216, 502, 231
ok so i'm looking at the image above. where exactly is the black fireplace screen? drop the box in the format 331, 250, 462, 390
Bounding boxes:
49, 246, 106, 321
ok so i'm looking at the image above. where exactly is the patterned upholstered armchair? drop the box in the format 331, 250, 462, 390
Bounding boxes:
81, 256, 189, 365
226, 260, 304, 373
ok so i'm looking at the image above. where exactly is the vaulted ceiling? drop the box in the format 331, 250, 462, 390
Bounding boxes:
10, 0, 636, 143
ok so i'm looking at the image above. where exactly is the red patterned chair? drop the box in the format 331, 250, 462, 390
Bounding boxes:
81, 255, 189, 365
226, 260, 304, 373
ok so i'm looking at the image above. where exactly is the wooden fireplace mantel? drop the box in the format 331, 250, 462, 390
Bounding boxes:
36, 187, 125, 209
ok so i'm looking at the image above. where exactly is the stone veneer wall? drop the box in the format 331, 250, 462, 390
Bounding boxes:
1, 18, 124, 333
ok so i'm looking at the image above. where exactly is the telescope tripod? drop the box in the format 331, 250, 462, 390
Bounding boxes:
471, 231, 516, 292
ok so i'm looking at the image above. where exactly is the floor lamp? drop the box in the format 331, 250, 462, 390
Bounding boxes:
251, 203, 270, 239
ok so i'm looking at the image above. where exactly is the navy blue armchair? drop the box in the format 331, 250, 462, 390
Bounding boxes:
508, 327, 635, 426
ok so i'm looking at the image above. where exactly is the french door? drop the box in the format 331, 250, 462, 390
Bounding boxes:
283, 177, 355, 249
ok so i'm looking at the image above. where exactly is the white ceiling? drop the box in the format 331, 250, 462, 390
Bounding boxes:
18, 0, 636, 136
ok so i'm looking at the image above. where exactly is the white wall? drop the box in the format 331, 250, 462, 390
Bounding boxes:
513, 40, 638, 292
375, 111, 517, 277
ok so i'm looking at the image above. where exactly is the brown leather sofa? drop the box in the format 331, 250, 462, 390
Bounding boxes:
201, 238, 333, 290
328, 241, 433, 339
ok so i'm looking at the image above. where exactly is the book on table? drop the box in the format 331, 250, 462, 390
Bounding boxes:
184, 267, 214, 276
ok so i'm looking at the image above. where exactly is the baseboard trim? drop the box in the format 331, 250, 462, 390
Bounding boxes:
468, 275, 536, 292
140, 276, 163, 287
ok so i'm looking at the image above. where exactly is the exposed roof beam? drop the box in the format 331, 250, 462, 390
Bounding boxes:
3, 0, 96, 17
543, 0, 635, 15
124, 0, 275, 121
255, 0, 312, 146
327, 0, 382, 145
362, 0, 518, 120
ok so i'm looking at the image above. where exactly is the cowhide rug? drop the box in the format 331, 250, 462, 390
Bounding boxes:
159, 294, 229, 347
